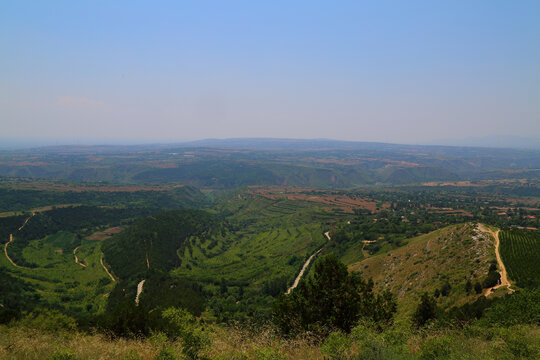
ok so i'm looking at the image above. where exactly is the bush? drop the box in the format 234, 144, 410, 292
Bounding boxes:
46, 348, 77, 360
321, 331, 353, 360
497, 326, 540, 358
17, 308, 77, 333
162, 307, 210, 360
483, 289, 540, 326
250, 347, 286, 360
419, 335, 454, 359
474, 282, 482, 294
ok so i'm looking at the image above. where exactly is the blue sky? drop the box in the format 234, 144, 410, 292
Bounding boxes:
1, 1, 539, 144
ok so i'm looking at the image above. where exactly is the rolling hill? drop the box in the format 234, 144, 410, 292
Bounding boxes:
348, 223, 500, 316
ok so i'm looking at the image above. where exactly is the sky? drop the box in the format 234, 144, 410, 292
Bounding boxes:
1, 1, 539, 145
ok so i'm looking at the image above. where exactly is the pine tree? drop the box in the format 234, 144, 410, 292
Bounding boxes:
412, 293, 437, 327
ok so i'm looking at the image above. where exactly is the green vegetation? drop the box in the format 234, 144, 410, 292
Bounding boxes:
0, 185, 207, 213
349, 223, 497, 316
0, 146, 538, 359
500, 229, 540, 288
273, 255, 396, 336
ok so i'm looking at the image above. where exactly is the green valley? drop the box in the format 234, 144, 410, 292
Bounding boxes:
0, 141, 539, 359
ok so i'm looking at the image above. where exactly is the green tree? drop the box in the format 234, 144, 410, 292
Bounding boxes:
465, 280, 472, 294
412, 293, 438, 328
273, 255, 396, 335
474, 281, 482, 294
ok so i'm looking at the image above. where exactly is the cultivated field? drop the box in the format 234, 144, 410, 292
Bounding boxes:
499, 229, 540, 288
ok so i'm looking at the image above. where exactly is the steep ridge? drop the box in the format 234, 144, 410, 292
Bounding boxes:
349, 223, 496, 315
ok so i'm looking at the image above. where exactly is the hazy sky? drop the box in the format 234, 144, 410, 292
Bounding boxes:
1, 1, 539, 144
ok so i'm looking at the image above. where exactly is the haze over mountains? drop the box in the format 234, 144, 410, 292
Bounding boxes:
1, 135, 540, 151
426, 135, 540, 150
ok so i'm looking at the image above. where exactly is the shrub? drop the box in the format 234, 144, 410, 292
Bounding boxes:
321, 331, 353, 360
46, 348, 77, 360
18, 308, 77, 333
474, 282, 482, 294
419, 335, 454, 359
162, 307, 210, 360
483, 289, 540, 326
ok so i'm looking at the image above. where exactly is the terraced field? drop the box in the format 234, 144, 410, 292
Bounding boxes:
499, 229, 540, 288
1, 233, 114, 315
173, 224, 326, 288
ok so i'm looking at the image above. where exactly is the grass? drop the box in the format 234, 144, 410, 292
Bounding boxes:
348, 223, 497, 317
173, 224, 326, 288
1, 322, 538, 359
170, 196, 337, 293
1, 231, 115, 315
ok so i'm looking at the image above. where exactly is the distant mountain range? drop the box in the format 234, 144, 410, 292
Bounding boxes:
2, 135, 539, 151
425, 135, 540, 150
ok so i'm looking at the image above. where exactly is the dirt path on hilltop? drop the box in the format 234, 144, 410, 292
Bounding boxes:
478, 224, 514, 295
286, 231, 330, 294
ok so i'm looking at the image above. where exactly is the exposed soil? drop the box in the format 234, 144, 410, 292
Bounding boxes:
135, 280, 146, 305
73, 247, 87, 267
248, 186, 390, 213
478, 224, 514, 296
87, 227, 124, 241
4, 213, 35, 268
286, 231, 330, 294
100, 256, 116, 282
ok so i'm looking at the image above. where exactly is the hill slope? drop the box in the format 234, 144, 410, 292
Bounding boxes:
348, 223, 497, 315
102, 210, 224, 281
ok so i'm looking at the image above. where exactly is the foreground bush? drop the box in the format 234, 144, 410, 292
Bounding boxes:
0, 321, 539, 359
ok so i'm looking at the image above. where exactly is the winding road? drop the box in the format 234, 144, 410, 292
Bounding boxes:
4, 213, 35, 268
100, 256, 116, 282
4, 234, 20, 268
478, 224, 514, 296
73, 247, 87, 267
286, 231, 330, 294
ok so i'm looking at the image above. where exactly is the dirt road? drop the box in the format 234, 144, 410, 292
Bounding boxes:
17, 213, 34, 231
100, 256, 116, 282
286, 231, 330, 294
4, 213, 35, 268
4, 234, 21, 268
478, 224, 514, 295
135, 279, 146, 305
73, 247, 87, 267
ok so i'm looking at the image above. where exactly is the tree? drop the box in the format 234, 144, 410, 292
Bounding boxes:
273, 255, 396, 335
219, 277, 228, 295
465, 280, 472, 294
440, 281, 451, 297
483, 264, 501, 289
413, 293, 438, 328
474, 281, 482, 294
